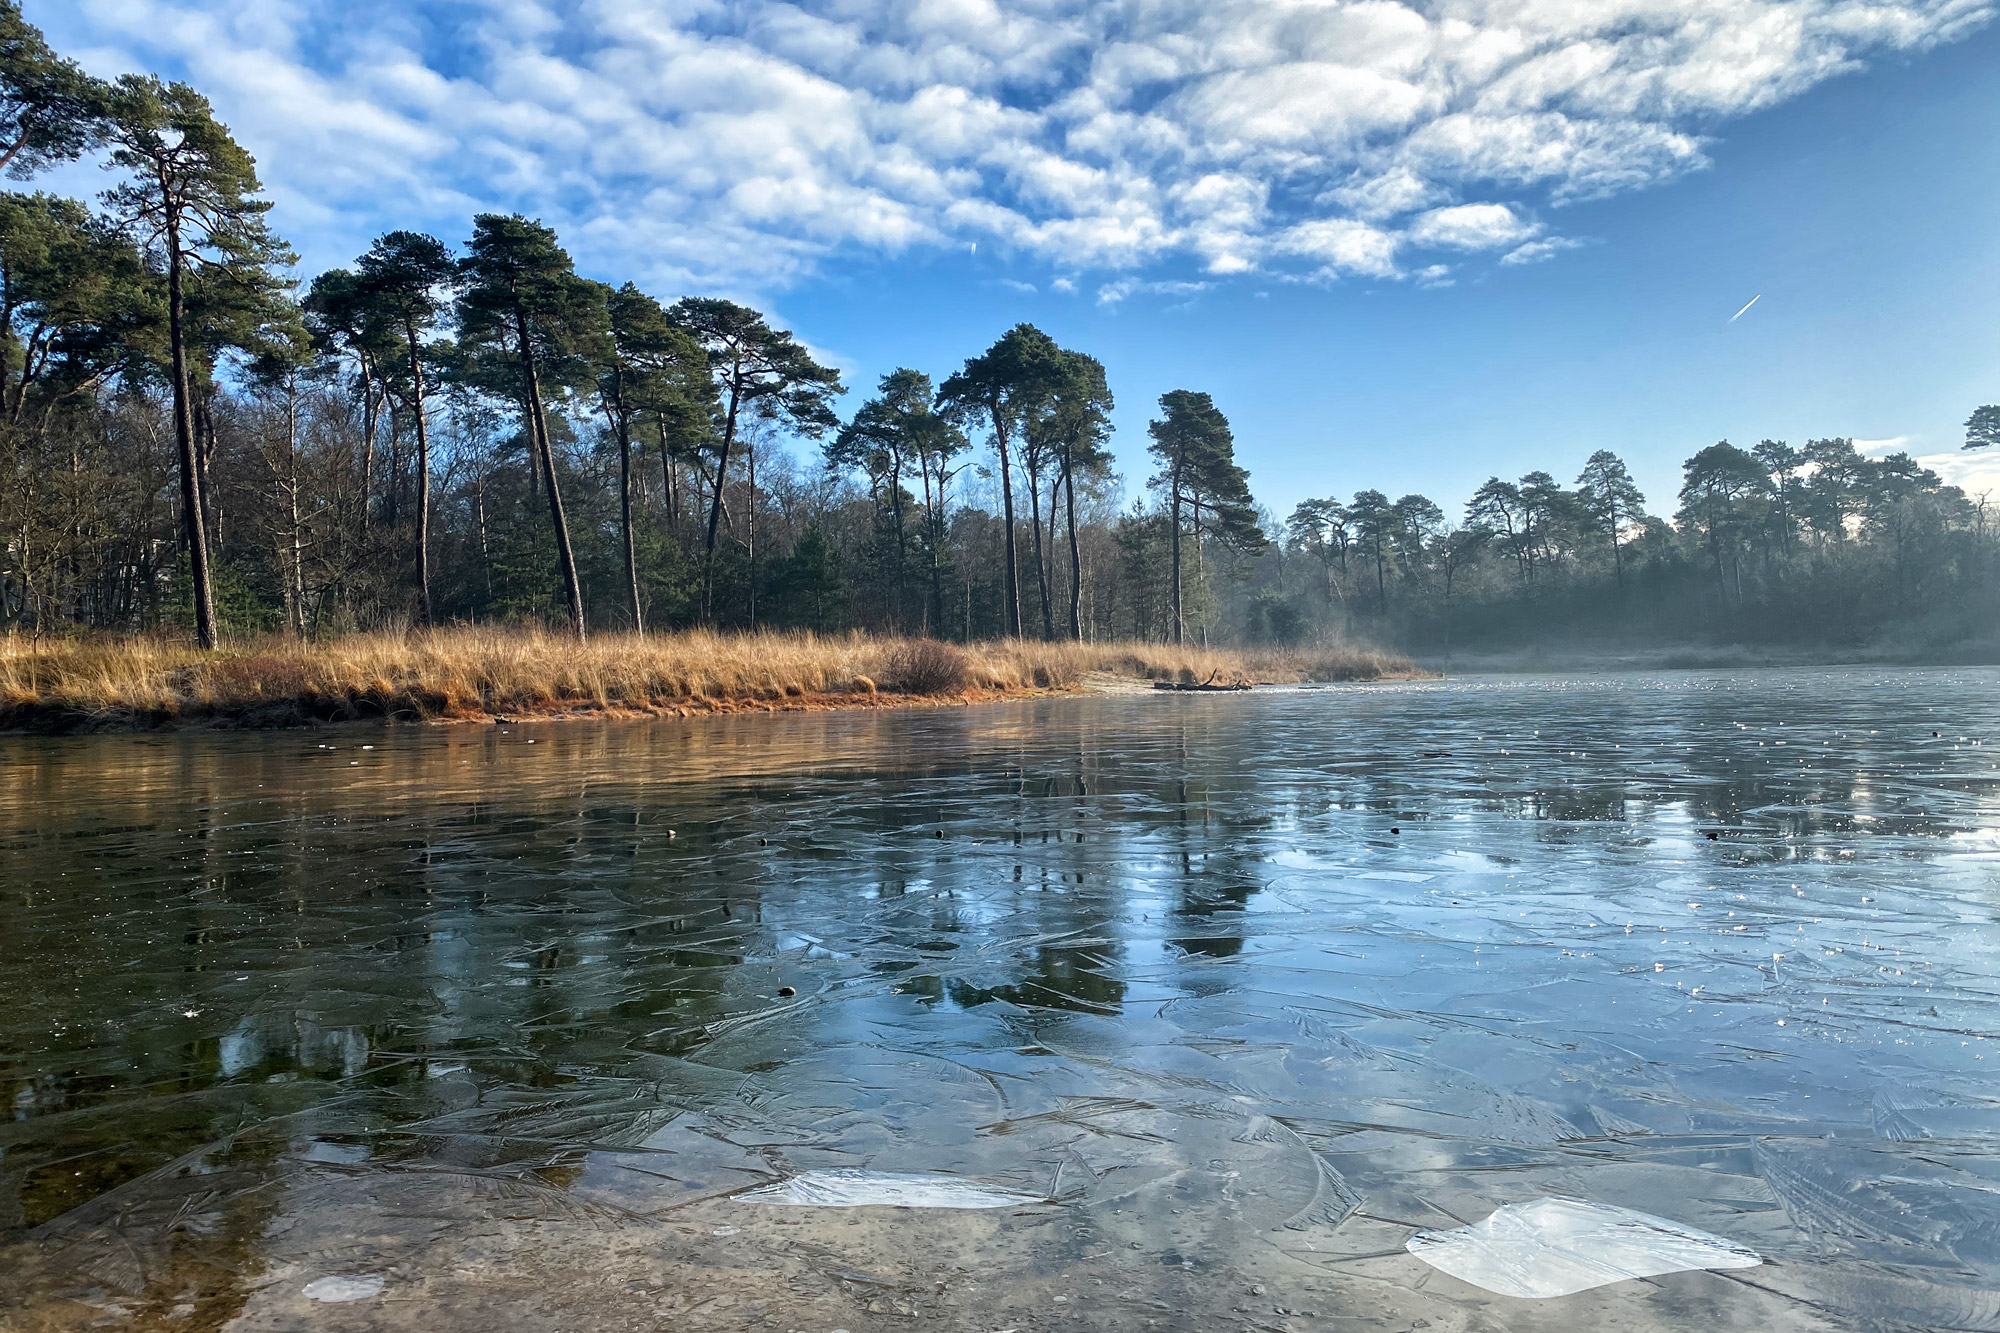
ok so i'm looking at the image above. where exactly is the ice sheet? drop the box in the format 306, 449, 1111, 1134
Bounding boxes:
733, 1169, 1044, 1208
5, 666, 1999, 1331
1405, 1197, 1762, 1298
302, 1274, 385, 1302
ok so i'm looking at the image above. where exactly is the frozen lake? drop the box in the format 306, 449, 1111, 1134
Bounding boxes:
4, 667, 1999, 1331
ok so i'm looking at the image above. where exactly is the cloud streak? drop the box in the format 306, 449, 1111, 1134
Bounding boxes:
36, 0, 1995, 294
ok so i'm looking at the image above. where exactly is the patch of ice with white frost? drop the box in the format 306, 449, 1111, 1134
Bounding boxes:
1406, 1197, 1760, 1298
302, 1274, 385, 1302
733, 1169, 1043, 1209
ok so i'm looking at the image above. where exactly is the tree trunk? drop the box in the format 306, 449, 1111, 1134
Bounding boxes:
656, 417, 680, 535
746, 430, 759, 630
921, 461, 945, 635
358, 357, 377, 535
601, 389, 643, 634
474, 478, 492, 601
516, 313, 585, 640
1169, 475, 1184, 647
1192, 500, 1207, 645
888, 458, 907, 633
1025, 457, 1053, 639
1063, 453, 1082, 642
285, 378, 305, 637
164, 213, 217, 650
193, 382, 221, 553
620, 412, 642, 634
406, 320, 434, 627
702, 362, 741, 621
991, 404, 1021, 638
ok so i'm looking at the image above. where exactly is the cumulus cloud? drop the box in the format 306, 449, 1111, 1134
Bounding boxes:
36, 0, 1995, 293
1407, 202, 1536, 251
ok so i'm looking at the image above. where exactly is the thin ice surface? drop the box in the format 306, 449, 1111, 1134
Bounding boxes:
2, 666, 1998, 1331
1407, 1197, 1762, 1298
733, 1169, 1043, 1208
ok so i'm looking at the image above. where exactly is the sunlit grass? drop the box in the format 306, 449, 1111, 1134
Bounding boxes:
0, 627, 1421, 729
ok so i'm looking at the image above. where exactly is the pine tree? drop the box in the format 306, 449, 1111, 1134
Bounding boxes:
1576, 449, 1645, 587
457, 214, 605, 639
594, 282, 709, 632
0, 1, 107, 178
357, 231, 456, 625
1146, 389, 1263, 645
103, 77, 295, 649
668, 298, 841, 625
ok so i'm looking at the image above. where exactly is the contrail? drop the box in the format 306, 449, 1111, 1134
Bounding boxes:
1728, 294, 1761, 323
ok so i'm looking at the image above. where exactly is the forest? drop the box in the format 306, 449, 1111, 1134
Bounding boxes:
0, 3, 1994, 662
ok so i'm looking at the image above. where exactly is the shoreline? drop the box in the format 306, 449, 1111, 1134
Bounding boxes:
0, 629, 1427, 735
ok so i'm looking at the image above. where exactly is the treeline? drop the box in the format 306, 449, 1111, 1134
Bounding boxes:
1272, 440, 1995, 656
0, 2, 1993, 657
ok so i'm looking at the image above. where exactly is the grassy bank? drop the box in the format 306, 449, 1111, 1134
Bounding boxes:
0, 628, 1421, 731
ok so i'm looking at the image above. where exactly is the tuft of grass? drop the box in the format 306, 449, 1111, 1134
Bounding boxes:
0, 628, 1424, 731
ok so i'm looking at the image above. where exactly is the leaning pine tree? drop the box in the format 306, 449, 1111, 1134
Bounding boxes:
456, 214, 604, 641
668, 298, 841, 626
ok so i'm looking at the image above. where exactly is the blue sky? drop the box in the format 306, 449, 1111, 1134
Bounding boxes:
32, 0, 2000, 518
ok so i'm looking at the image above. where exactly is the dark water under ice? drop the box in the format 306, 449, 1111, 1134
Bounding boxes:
4, 667, 2000, 1331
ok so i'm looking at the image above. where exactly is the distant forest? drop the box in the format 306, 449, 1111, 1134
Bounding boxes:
1, 3, 1994, 659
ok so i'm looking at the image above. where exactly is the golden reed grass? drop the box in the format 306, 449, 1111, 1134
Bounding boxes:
0, 628, 1421, 730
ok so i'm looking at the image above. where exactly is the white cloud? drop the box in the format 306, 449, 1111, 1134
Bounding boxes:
1096, 277, 1214, 305
1407, 202, 1536, 251
1276, 218, 1403, 279
34, 0, 1996, 293
1502, 236, 1588, 265
1859, 439, 2000, 495
1915, 450, 2000, 496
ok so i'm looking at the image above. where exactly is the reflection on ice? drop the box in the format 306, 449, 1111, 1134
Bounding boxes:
1406, 1197, 1761, 1298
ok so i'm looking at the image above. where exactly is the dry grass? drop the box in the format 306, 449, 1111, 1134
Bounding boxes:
0, 628, 1423, 731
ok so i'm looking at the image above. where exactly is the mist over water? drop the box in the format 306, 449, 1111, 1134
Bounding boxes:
4, 668, 1999, 1330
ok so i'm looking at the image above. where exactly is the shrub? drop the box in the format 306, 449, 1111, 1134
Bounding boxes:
885, 639, 971, 695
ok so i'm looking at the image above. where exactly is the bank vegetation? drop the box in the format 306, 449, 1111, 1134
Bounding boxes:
0, 629, 1418, 731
